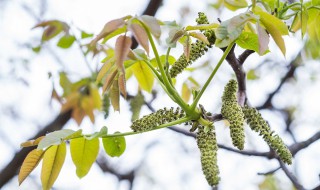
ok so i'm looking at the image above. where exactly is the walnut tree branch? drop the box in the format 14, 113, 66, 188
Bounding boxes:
279, 160, 306, 190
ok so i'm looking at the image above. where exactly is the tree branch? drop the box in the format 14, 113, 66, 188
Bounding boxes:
257, 52, 301, 110
238, 49, 255, 65
278, 160, 306, 190
222, 45, 247, 106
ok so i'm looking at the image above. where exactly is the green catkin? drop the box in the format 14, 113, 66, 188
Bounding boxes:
196, 124, 220, 186
221, 79, 245, 150
242, 106, 292, 164
102, 93, 110, 119
169, 12, 216, 78
129, 92, 145, 122
130, 107, 185, 132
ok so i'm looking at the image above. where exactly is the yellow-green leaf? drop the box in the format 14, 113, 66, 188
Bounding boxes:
70, 137, 99, 178
109, 79, 120, 111
131, 61, 154, 93
102, 68, 117, 93
189, 32, 209, 45
181, 83, 191, 102
256, 10, 287, 55
57, 34, 76, 49
255, 9, 289, 35
90, 85, 102, 110
224, 0, 248, 11
102, 133, 126, 157
41, 143, 66, 190
301, 7, 308, 38
19, 149, 44, 185
80, 96, 95, 123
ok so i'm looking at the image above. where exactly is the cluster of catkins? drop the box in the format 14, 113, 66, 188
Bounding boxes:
130, 107, 185, 132
169, 12, 216, 78
196, 79, 292, 187
220, 79, 292, 164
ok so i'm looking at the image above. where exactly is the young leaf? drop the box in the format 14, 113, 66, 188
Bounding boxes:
59, 72, 72, 96
189, 32, 210, 45
257, 23, 270, 55
128, 23, 149, 54
181, 83, 191, 102
96, 59, 115, 83
224, 0, 248, 11
61, 92, 80, 113
72, 106, 86, 125
255, 9, 289, 35
21, 136, 45, 148
259, 16, 286, 55
183, 35, 191, 61
166, 28, 186, 48
80, 96, 95, 123
85, 126, 108, 140
57, 34, 76, 49
140, 15, 161, 38
109, 79, 120, 111
301, 6, 308, 38
70, 137, 99, 178
215, 12, 258, 47
291, 13, 301, 32
90, 85, 102, 110
38, 129, 76, 149
93, 18, 126, 43
19, 149, 44, 185
41, 143, 66, 190
102, 68, 117, 93
115, 35, 132, 72
81, 31, 94, 39
118, 72, 127, 98
131, 61, 154, 93
102, 133, 126, 157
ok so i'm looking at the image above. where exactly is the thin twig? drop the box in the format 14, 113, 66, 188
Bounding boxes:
238, 49, 255, 65
278, 159, 306, 190
257, 167, 281, 175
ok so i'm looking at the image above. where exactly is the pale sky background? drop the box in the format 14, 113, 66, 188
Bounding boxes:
0, 0, 320, 190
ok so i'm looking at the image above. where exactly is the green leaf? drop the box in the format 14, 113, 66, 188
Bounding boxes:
131, 61, 154, 93
301, 6, 308, 38
236, 32, 259, 52
59, 72, 72, 96
37, 129, 76, 149
85, 126, 108, 140
102, 133, 126, 157
57, 35, 76, 48
41, 143, 66, 190
150, 55, 176, 67
247, 69, 259, 80
19, 149, 44, 185
255, 9, 289, 35
81, 31, 94, 39
224, 0, 248, 11
32, 46, 41, 53
70, 137, 99, 178
215, 12, 258, 47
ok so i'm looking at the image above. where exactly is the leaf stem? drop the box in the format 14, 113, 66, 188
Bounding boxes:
190, 42, 235, 110
138, 21, 193, 116
102, 116, 191, 137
